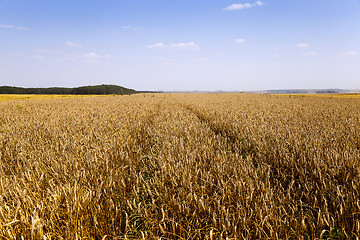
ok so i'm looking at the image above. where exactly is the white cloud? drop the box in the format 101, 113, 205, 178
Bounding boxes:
225, 3, 252, 10
0, 24, 28, 30
169, 42, 199, 50
297, 43, 309, 48
83, 52, 100, 58
302, 51, 318, 56
147, 42, 166, 49
255, 1, 264, 6
339, 50, 357, 56
82, 52, 110, 63
65, 41, 82, 47
224, 1, 264, 11
234, 38, 246, 44
121, 25, 142, 31
148, 42, 199, 50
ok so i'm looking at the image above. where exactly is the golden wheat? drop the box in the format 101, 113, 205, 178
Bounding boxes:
277, 93, 360, 99
0, 93, 359, 239
0, 94, 102, 102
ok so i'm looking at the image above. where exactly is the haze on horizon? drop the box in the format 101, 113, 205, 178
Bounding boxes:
1, 0, 359, 92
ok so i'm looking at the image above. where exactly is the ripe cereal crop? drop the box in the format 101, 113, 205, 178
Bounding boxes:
0, 94, 100, 102
0, 93, 359, 239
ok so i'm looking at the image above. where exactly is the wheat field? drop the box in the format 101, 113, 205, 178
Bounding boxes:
0, 93, 359, 239
277, 93, 360, 99
0, 94, 102, 102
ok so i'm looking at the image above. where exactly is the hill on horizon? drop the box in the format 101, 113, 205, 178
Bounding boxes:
0, 84, 137, 95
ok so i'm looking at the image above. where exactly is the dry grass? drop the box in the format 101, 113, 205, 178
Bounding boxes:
277, 93, 360, 99
0, 93, 359, 239
0, 94, 101, 102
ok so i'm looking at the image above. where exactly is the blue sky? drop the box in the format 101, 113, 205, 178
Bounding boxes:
1, 0, 359, 91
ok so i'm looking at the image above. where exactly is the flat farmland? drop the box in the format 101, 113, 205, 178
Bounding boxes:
277, 93, 360, 99
0, 93, 359, 239
0, 94, 102, 102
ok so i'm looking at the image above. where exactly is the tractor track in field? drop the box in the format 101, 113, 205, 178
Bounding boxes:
181, 104, 256, 160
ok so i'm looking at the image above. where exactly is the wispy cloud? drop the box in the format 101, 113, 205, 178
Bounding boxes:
147, 42, 166, 49
224, 1, 264, 11
83, 52, 101, 63
0, 24, 28, 30
297, 43, 309, 48
234, 38, 246, 44
339, 50, 357, 56
120, 25, 142, 31
83, 52, 100, 58
65, 41, 82, 47
148, 42, 199, 50
82, 52, 110, 63
169, 42, 199, 50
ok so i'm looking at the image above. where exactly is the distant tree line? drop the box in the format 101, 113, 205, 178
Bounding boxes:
0, 85, 138, 95
316, 90, 338, 94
